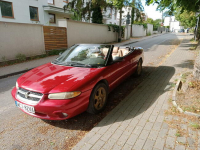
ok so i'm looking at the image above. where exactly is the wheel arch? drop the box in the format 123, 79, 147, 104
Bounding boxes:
139, 57, 143, 63
96, 79, 109, 91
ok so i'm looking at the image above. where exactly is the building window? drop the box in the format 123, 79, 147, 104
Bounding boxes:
0, 1, 14, 18
48, 0, 54, 4
49, 13, 56, 23
29, 6, 39, 21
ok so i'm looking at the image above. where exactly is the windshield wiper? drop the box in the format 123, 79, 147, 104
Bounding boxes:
56, 62, 93, 68
69, 62, 93, 68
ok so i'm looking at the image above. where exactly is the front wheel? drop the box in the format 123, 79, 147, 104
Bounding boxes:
134, 59, 142, 77
87, 83, 108, 114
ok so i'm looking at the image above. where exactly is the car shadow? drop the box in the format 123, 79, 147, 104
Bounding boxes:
42, 65, 175, 130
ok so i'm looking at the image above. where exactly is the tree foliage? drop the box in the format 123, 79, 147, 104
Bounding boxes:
145, 18, 161, 30
109, 0, 131, 41
64, 0, 85, 21
131, 0, 144, 24
92, 4, 103, 24
146, 0, 200, 12
64, 0, 113, 23
175, 10, 197, 28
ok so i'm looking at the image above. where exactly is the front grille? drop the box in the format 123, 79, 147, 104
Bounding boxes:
16, 88, 43, 105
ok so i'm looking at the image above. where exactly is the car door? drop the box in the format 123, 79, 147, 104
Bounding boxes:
104, 47, 138, 91
105, 60, 127, 90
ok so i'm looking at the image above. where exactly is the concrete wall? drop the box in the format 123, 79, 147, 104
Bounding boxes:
132, 24, 146, 37
132, 24, 153, 37
0, 22, 45, 62
147, 24, 153, 35
123, 25, 131, 40
67, 20, 117, 47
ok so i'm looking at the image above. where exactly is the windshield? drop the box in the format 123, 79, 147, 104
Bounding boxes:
52, 44, 111, 68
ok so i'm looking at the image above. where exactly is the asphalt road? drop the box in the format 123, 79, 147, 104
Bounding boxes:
0, 33, 187, 149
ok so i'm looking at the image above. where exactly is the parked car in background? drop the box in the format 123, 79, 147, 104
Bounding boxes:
12, 44, 144, 120
179, 29, 185, 33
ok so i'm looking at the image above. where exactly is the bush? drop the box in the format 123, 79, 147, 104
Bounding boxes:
1, 56, 6, 62
47, 49, 65, 56
147, 32, 151, 36
15, 53, 26, 61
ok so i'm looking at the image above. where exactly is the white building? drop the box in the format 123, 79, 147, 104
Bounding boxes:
164, 16, 184, 32
0, 0, 73, 27
102, 7, 132, 25
0, 0, 146, 27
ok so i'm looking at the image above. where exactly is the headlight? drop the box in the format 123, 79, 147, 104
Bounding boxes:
16, 82, 19, 90
48, 92, 81, 99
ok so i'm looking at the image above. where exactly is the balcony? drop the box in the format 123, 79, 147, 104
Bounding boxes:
43, 5, 73, 15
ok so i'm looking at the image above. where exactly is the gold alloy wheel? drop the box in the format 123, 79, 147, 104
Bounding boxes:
94, 87, 106, 110
137, 61, 142, 75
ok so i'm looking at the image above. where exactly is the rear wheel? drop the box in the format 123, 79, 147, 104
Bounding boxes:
87, 83, 108, 114
134, 59, 142, 77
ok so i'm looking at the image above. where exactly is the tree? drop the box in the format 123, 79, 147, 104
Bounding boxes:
175, 10, 197, 28
91, 0, 113, 24
131, 0, 144, 23
130, 0, 144, 37
64, 0, 85, 21
145, 0, 200, 80
145, 18, 161, 31
92, 4, 103, 24
64, 0, 112, 23
146, 0, 200, 13
110, 0, 130, 42
145, 0, 200, 38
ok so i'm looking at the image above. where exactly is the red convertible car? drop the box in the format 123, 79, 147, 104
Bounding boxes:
11, 44, 144, 120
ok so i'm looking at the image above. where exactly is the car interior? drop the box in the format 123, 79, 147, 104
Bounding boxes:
100, 46, 134, 58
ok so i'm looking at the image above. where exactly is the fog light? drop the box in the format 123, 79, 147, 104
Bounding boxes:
62, 113, 68, 117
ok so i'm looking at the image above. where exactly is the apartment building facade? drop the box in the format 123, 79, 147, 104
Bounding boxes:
164, 16, 184, 32
0, 0, 72, 26
0, 0, 147, 27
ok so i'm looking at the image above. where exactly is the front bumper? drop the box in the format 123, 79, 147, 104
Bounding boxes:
11, 87, 92, 120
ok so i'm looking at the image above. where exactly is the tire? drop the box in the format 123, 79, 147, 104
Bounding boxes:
87, 83, 108, 114
134, 59, 142, 77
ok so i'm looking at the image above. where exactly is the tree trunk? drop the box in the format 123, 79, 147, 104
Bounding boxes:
194, 16, 199, 40
193, 20, 200, 80
118, 8, 122, 42
193, 43, 200, 80
131, 7, 135, 37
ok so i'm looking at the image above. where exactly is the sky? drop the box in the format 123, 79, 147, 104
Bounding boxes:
141, 0, 162, 20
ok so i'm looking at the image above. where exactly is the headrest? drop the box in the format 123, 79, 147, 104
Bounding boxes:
113, 47, 119, 53
102, 48, 109, 56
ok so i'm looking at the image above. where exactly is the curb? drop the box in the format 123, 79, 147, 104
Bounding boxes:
172, 75, 200, 118
122, 41, 139, 46
0, 68, 33, 80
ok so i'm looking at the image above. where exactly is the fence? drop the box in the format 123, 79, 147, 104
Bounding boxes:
43, 26, 68, 50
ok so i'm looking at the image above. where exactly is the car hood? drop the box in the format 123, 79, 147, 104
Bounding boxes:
17, 63, 102, 94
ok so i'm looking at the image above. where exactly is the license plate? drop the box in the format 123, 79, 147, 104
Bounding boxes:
15, 101, 35, 113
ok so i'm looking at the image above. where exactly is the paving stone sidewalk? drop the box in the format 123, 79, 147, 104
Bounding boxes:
72, 36, 195, 149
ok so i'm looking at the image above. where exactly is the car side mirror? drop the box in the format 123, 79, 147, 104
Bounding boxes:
59, 52, 63, 56
113, 56, 124, 62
